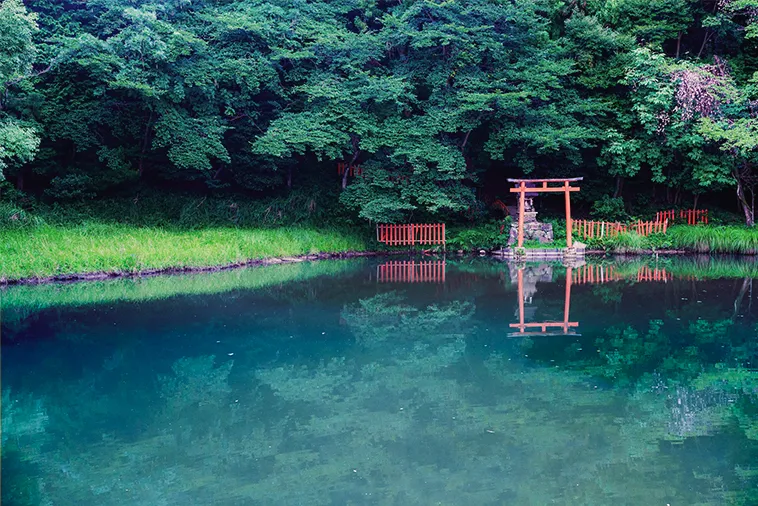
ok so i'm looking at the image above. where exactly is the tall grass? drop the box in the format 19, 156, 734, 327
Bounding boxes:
579, 225, 758, 254
668, 225, 758, 254
0, 223, 367, 282
582, 231, 650, 253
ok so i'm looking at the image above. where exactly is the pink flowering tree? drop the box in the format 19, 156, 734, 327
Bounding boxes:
619, 49, 735, 208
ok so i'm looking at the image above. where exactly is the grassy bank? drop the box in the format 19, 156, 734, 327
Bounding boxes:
666, 226, 758, 254
578, 225, 758, 254
0, 223, 367, 282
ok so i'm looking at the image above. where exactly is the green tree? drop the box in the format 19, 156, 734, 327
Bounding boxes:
0, 0, 41, 185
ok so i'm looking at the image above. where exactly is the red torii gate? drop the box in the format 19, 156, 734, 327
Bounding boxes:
508, 178, 582, 248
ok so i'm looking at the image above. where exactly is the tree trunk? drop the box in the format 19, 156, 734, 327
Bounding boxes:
613, 176, 624, 198
733, 277, 751, 319
736, 175, 755, 226
698, 31, 711, 58
16, 171, 24, 191
676, 31, 682, 59
693, 193, 699, 210
287, 166, 293, 190
139, 110, 154, 177
342, 135, 360, 190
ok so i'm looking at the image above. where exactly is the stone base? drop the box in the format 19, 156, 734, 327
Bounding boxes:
508, 221, 554, 245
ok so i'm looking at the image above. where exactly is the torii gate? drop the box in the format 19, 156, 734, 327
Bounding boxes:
508, 178, 582, 248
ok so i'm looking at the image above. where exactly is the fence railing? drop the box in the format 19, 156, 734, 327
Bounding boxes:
630, 219, 669, 235
573, 220, 627, 239
573, 219, 668, 240
337, 162, 362, 177
655, 209, 708, 225
377, 261, 446, 283
376, 223, 446, 246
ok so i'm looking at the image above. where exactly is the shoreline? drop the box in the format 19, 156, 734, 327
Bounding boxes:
0, 250, 402, 286
4, 247, 755, 287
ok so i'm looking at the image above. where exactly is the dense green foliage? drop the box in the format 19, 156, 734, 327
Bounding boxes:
0, 0, 757, 223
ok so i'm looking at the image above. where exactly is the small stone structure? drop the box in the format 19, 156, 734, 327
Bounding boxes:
507, 199, 553, 245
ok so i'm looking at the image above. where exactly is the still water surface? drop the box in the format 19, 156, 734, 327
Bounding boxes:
2, 258, 758, 505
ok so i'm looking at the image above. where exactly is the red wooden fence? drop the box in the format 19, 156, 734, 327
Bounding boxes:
573, 219, 668, 240
337, 162, 363, 177
573, 220, 627, 239
377, 261, 446, 283
655, 209, 708, 225
630, 219, 669, 235
574, 209, 708, 242
376, 223, 446, 246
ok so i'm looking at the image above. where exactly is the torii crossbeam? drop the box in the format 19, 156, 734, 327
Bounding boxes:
508, 178, 582, 248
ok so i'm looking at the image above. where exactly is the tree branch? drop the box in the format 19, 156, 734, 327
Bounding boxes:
3, 62, 55, 90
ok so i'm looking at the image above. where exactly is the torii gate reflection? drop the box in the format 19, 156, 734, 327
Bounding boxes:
508, 266, 579, 337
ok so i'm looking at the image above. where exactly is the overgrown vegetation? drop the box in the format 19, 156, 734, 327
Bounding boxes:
667, 225, 758, 254
0, 223, 367, 282
446, 221, 510, 251
579, 225, 758, 254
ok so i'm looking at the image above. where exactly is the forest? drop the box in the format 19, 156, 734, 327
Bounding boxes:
0, 0, 756, 225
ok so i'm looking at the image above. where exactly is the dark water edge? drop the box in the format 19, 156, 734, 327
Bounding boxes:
2, 257, 757, 505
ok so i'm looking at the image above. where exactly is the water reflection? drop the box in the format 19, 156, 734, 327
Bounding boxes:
376, 260, 446, 283
2, 258, 758, 505
508, 264, 579, 336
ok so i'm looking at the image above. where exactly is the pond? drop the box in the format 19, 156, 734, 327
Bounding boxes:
2, 257, 758, 505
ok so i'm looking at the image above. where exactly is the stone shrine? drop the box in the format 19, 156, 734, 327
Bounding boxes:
507, 197, 553, 245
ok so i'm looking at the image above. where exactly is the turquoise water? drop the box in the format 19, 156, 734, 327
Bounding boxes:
2, 258, 758, 505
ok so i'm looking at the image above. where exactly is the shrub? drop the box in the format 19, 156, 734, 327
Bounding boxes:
0, 202, 45, 228
447, 221, 510, 250
45, 174, 97, 200
591, 195, 628, 222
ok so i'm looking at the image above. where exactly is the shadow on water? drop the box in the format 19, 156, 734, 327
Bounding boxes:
2, 256, 758, 505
